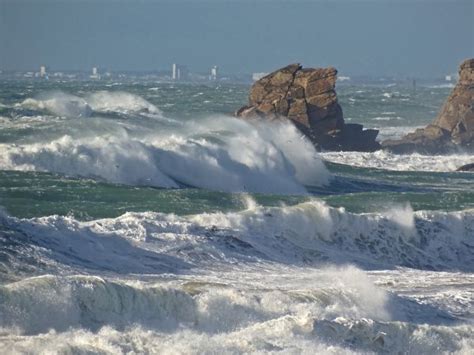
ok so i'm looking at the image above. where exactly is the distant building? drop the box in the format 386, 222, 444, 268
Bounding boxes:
210, 65, 218, 81
39, 65, 47, 78
252, 72, 268, 81
90, 67, 100, 79
172, 63, 188, 81
172, 63, 178, 80
180, 66, 189, 80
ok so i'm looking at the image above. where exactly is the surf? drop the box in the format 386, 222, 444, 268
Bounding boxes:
0, 94, 331, 193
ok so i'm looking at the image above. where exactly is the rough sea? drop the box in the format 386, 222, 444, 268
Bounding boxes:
0, 79, 473, 354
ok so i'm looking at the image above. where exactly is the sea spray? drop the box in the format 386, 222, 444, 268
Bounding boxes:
85, 91, 162, 116
321, 150, 473, 172
384, 203, 417, 240
1, 82, 473, 354
18, 92, 92, 118
0, 112, 330, 193
17, 91, 162, 118
0, 266, 391, 335
2, 200, 473, 272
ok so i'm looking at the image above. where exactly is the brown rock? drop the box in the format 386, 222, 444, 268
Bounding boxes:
383, 125, 452, 154
457, 163, 474, 172
383, 58, 474, 154
236, 63, 380, 152
287, 98, 307, 116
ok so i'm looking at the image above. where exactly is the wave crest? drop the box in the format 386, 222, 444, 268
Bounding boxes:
0, 117, 330, 193
2, 200, 473, 273
17, 91, 162, 118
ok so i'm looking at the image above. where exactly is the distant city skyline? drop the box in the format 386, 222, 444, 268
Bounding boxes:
1, 0, 472, 78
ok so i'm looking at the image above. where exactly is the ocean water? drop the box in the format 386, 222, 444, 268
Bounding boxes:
0, 79, 473, 354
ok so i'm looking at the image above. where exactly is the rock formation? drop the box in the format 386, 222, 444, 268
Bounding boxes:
383, 58, 474, 154
457, 163, 474, 172
236, 64, 380, 152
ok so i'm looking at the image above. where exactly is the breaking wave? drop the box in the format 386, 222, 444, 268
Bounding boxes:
85, 91, 162, 115
0, 116, 330, 193
0, 270, 472, 354
320, 150, 474, 172
16, 91, 163, 118
19, 92, 92, 118
1, 199, 472, 274
1, 201, 473, 353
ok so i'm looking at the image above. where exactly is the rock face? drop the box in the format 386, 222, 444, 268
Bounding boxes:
236, 64, 380, 152
457, 163, 474, 172
383, 58, 474, 154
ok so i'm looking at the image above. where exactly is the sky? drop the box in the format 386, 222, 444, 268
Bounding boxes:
0, 0, 473, 77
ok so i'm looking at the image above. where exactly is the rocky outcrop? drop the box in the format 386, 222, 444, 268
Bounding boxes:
383, 58, 474, 154
236, 64, 380, 152
457, 163, 474, 172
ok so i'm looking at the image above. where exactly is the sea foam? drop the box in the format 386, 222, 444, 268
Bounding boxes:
2, 200, 472, 273
1, 199, 473, 352
0, 114, 330, 193
17, 91, 162, 118
320, 149, 474, 172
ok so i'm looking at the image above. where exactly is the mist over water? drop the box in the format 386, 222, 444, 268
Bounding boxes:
0, 80, 473, 353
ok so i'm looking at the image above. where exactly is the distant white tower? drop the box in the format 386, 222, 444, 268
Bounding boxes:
90, 67, 100, 79
39, 65, 47, 78
210, 65, 218, 81
172, 63, 178, 80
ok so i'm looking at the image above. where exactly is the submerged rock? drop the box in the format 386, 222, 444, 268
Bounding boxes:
456, 163, 474, 172
383, 58, 474, 154
236, 64, 380, 152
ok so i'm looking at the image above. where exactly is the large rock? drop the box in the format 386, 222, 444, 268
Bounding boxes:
236, 64, 380, 152
457, 163, 474, 172
383, 58, 474, 154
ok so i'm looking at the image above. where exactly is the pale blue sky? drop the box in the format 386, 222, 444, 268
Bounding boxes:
1, 0, 473, 77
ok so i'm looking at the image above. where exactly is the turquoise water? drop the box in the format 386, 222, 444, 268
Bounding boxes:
1, 164, 473, 220
0, 80, 471, 218
1, 79, 473, 353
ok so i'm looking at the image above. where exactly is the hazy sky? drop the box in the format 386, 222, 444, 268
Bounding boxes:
1, 0, 473, 77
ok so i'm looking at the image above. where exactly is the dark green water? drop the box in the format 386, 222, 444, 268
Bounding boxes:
0, 80, 472, 219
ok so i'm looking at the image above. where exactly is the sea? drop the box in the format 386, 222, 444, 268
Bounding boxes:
0, 79, 473, 354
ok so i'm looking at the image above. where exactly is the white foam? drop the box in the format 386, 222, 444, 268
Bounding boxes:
425, 83, 455, 89
384, 204, 417, 239
17, 91, 162, 118
0, 135, 179, 188
2, 322, 471, 354
18, 92, 92, 118
0, 268, 390, 352
85, 91, 162, 116
0, 117, 330, 193
372, 116, 403, 121
0, 267, 472, 353
1, 202, 473, 352
321, 150, 474, 172
3, 200, 473, 274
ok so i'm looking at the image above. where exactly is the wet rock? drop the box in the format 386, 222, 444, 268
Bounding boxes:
236, 63, 380, 152
456, 163, 474, 172
383, 58, 474, 154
